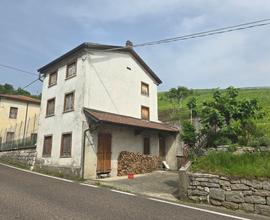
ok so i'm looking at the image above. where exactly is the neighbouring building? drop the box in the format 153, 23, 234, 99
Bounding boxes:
36, 42, 181, 179
0, 94, 40, 147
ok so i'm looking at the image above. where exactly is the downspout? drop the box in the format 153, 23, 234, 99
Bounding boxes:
23, 102, 29, 143
81, 123, 99, 179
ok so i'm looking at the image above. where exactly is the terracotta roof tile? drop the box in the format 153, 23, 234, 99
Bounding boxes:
84, 108, 179, 133
0, 94, 41, 104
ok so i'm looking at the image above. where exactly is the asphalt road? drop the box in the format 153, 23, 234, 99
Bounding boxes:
0, 164, 256, 220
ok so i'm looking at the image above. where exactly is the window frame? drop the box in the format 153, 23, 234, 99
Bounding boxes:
141, 105, 150, 120
65, 61, 77, 80
141, 82, 149, 96
42, 135, 52, 157
63, 91, 75, 113
48, 71, 58, 87
60, 132, 72, 158
46, 97, 56, 117
9, 107, 18, 119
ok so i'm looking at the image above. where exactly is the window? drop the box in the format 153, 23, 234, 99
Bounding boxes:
64, 92, 74, 112
143, 137, 150, 155
6, 132, 15, 143
141, 82, 149, 96
141, 106, 150, 120
66, 62, 76, 79
48, 71, 57, 87
46, 98, 55, 116
0, 137, 2, 146
60, 133, 72, 157
31, 133, 37, 144
9, 107, 18, 119
43, 135, 52, 157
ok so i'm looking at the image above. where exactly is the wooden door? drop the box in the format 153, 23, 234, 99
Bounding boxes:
159, 137, 166, 160
97, 133, 112, 174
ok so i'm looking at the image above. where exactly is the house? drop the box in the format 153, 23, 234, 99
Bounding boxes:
0, 94, 40, 147
36, 42, 181, 179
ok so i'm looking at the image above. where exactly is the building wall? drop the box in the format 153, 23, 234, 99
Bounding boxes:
84, 51, 159, 122
0, 98, 40, 141
36, 55, 87, 169
84, 124, 160, 178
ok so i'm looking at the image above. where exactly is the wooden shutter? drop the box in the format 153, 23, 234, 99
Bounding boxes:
43, 136, 52, 157
46, 98, 55, 116
141, 106, 150, 120
143, 137, 150, 155
141, 82, 149, 96
66, 62, 76, 78
49, 72, 57, 86
64, 92, 74, 112
9, 107, 18, 119
61, 133, 72, 157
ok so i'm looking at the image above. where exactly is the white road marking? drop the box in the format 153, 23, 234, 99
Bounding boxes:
148, 198, 251, 220
0, 162, 73, 183
80, 183, 98, 188
111, 189, 135, 196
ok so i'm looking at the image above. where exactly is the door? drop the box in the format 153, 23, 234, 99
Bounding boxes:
97, 133, 112, 174
159, 137, 166, 160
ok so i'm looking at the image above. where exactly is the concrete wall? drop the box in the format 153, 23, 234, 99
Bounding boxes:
84, 51, 159, 122
0, 148, 36, 167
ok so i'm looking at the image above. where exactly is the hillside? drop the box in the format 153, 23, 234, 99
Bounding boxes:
158, 87, 270, 137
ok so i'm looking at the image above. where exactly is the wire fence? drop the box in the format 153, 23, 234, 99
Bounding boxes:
0, 114, 39, 151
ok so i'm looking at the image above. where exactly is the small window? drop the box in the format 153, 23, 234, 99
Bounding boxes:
6, 132, 15, 143
141, 106, 150, 120
46, 98, 55, 117
64, 92, 74, 112
66, 62, 76, 79
31, 133, 37, 144
9, 107, 18, 119
48, 71, 57, 87
143, 137, 150, 155
141, 82, 149, 96
60, 133, 72, 158
43, 135, 52, 157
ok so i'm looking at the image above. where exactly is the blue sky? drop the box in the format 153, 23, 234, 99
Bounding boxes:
0, 0, 270, 94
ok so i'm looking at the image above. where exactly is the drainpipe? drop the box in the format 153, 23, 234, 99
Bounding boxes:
23, 102, 29, 144
81, 123, 99, 179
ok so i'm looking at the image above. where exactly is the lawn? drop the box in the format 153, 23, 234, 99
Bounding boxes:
158, 87, 270, 137
191, 151, 270, 178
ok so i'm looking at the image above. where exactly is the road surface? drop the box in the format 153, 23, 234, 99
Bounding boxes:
0, 163, 258, 220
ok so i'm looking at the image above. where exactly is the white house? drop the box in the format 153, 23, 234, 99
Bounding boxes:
36, 42, 181, 179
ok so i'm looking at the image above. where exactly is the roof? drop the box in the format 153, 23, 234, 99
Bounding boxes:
84, 108, 179, 133
0, 94, 41, 104
38, 42, 162, 85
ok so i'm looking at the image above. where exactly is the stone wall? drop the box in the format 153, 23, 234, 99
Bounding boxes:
187, 172, 270, 216
0, 148, 36, 167
117, 151, 162, 176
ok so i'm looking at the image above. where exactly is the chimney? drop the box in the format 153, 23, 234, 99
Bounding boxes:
125, 40, 133, 48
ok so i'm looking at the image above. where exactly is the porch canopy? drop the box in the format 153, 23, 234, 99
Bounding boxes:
84, 108, 179, 133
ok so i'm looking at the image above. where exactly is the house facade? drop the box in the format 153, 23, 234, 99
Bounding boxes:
0, 94, 40, 147
36, 43, 181, 178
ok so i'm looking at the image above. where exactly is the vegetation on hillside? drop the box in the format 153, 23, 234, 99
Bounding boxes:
0, 83, 40, 99
192, 151, 270, 178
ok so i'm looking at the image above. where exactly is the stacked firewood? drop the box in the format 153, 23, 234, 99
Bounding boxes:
117, 151, 162, 176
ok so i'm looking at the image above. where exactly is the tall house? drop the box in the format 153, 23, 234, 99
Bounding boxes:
36, 43, 180, 179
0, 94, 40, 146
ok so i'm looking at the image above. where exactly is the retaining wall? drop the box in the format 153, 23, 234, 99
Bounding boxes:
187, 172, 270, 216
0, 147, 36, 167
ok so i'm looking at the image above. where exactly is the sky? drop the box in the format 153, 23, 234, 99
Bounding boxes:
0, 0, 270, 94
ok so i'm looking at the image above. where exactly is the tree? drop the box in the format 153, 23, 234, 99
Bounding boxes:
187, 97, 197, 123
167, 86, 191, 108
199, 87, 264, 147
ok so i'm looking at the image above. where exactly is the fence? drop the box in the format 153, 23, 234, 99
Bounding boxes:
0, 115, 39, 151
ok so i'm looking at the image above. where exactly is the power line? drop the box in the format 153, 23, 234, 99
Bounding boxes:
0, 63, 38, 76
133, 18, 270, 47
21, 78, 40, 90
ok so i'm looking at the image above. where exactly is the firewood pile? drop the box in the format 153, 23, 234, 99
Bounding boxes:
117, 151, 162, 176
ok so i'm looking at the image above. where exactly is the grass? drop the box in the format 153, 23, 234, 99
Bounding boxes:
158, 87, 270, 136
192, 151, 270, 178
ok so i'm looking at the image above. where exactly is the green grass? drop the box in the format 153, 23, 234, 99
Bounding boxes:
158, 87, 270, 136
192, 151, 270, 178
